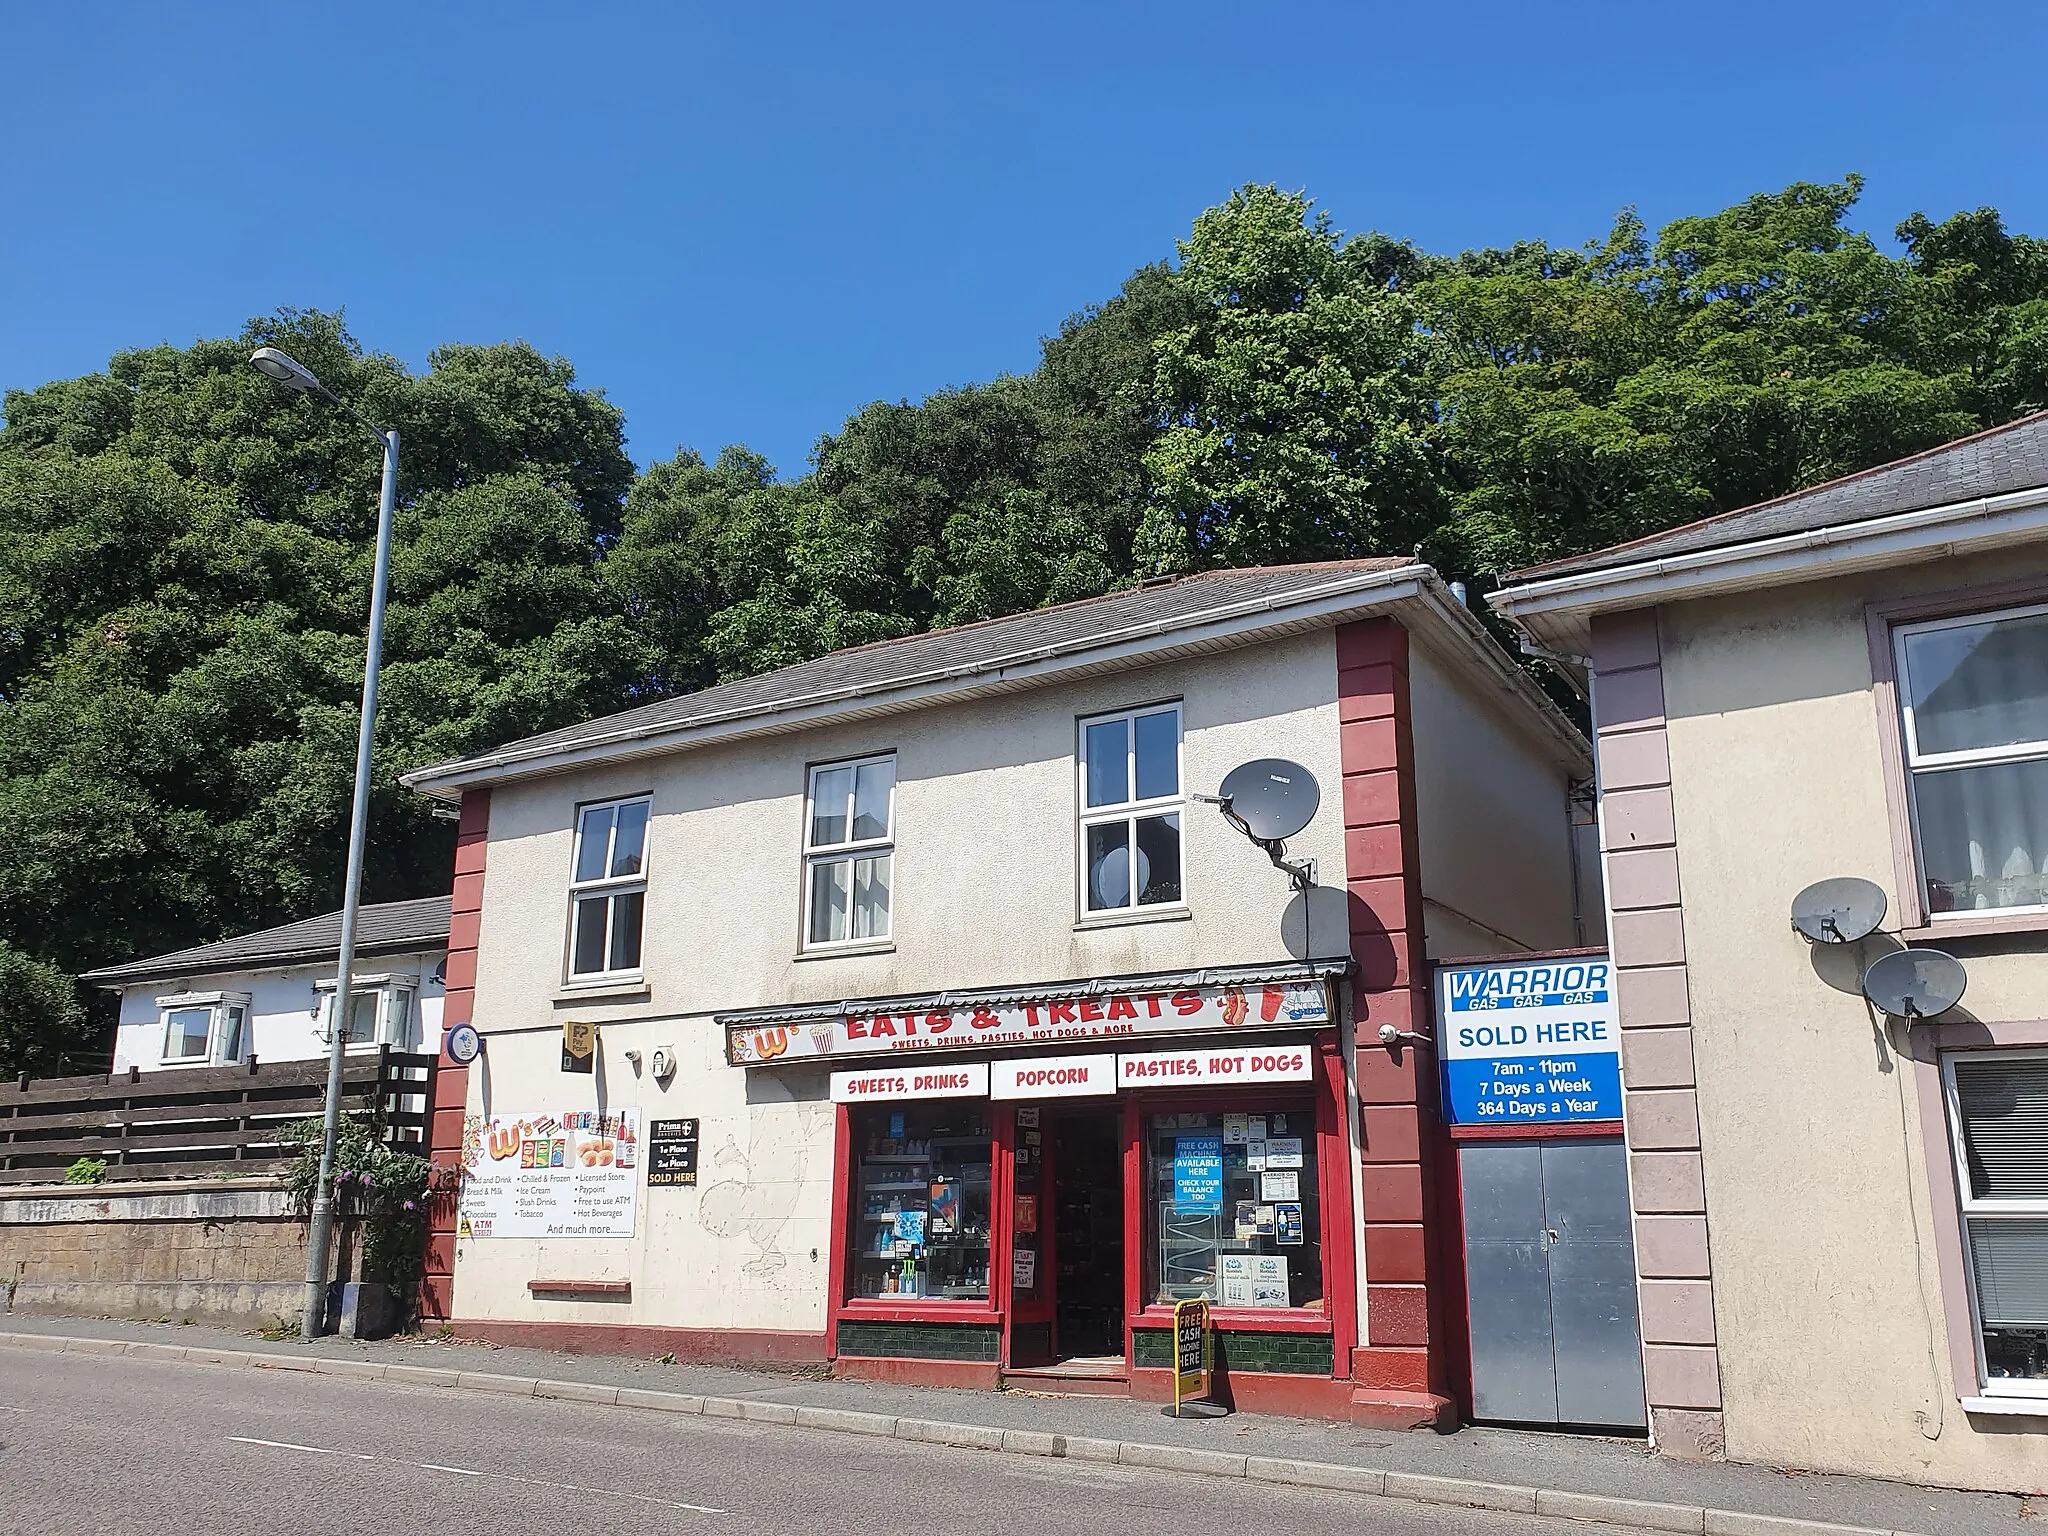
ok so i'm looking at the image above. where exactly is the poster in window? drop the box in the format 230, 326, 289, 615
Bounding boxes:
1222, 1113, 1250, 1145
1234, 1200, 1258, 1240
1012, 1248, 1036, 1287
1251, 1253, 1290, 1308
1219, 1252, 1255, 1306
1248, 1116, 1267, 1142
1265, 1136, 1304, 1169
928, 1181, 960, 1235
1173, 1135, 1224, 1213
1247, 1139, 1268, 1172
1260, 1169, 1299, 1202
1276, 1202, 1303, 1246
1256, 1204, 1276, 1236
1015, 1194, 1038, 1234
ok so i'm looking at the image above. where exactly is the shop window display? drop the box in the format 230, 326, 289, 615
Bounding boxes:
852, 1104, 992, 1300
1146, 1110, 1322, 1310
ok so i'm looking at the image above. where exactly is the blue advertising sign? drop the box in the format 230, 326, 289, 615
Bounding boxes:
1436, 956, 1622, 1126
1173, 1135, 1224, 1212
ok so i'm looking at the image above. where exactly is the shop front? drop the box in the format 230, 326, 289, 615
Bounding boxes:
722, 962, 1359, 1413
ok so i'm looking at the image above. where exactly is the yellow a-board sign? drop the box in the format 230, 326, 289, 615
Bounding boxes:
1172, 1297, 1208, 1413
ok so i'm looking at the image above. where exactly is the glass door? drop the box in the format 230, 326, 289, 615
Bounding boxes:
1005, 1107, 1055, 1366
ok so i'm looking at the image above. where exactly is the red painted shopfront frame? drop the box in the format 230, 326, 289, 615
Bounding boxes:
825, 1032, 1357, 1386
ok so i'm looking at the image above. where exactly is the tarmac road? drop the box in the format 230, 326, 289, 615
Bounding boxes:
0, 1348, 1661, 1535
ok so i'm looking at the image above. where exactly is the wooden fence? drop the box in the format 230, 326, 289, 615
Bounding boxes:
0, 1049, 436, 1185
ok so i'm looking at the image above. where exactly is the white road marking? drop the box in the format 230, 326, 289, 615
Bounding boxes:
226, 1436, 725, 1514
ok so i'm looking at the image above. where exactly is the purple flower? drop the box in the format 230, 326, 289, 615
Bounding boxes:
360, 1172, 373, 1185
403, 1200, 416, 1211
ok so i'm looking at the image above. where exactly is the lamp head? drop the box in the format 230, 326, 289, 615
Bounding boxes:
247, 347, 324, 393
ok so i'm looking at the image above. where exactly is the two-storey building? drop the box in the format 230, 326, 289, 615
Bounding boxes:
403, 558, 1599, 1424
1492, 411, 2048, 1490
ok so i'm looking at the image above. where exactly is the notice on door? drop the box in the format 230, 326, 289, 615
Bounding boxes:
458, 1110, 638, 1238
1436, 957, 1622, 1126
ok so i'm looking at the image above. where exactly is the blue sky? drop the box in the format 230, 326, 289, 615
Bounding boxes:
4, 3, 2043, 478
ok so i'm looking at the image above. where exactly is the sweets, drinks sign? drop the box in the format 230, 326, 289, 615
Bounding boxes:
458, 1110, 639, 1239
727, 979, 1330, 1066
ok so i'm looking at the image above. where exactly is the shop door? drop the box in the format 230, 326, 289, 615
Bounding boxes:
1051, 1111, 1124, 1360
1006, 1110, 1055, 1367
1460, 1138, 1646, 1428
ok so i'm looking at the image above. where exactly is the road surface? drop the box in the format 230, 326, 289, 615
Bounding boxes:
0, 1348, 1655, 1534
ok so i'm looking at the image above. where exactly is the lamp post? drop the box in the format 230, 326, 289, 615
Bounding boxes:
247, 346, 400, 1340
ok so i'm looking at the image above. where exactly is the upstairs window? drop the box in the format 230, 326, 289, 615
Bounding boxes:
806, 755, 895, 947
1078, 704, 1184, 915
1947, 1052, 2048, 1393
569, 796, 650, 977
1896, 604, 2048, 917
157, 994, 250, 1066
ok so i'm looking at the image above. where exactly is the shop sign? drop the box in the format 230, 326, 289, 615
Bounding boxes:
458, 1109, 638, 1239
1436, 956, 1622, 1126
830, 1063, 990, 1103
646, 1118, 699, 1187
1173, 1297, 1209, 1413
1115, 1044, 1313, 1088
989, 1053, 1116, 1099
726, 978, 1330, 1065
1173, 1134, 1224, 1212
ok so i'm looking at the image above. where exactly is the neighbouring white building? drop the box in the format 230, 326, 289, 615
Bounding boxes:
84, 896, 451, 1072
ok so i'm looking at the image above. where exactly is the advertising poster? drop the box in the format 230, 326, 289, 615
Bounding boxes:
458, 1110, 638, 1239
1173, 1135, 1225, 1213
1437, 957, 1622, 1126
646, 1119, 699, 1188
1260, 1169, 1299, 1202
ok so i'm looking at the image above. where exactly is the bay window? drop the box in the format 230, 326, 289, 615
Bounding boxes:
1078, 704, 1184, 916
156, 993, 251, 1066
568, 795, 650, 978
805, 755, 894, 948
1896, 603, 2048, 917
1946, 1052, 2048, 1392
316, 976, 417, 1050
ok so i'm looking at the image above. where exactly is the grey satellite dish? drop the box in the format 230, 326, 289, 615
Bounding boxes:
1790, 877, 1888, 944
1217, 758, 1321, 842
1202, 758, 1322, 893
1861, 948, 1968, 1021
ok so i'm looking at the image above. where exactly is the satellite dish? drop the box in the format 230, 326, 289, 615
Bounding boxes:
1217, 759, 1321, 842
1861, 948, 1968, 1021
1790, 877, 1888, 944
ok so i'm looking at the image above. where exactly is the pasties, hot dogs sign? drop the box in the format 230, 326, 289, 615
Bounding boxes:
728, 979, 1330, 1066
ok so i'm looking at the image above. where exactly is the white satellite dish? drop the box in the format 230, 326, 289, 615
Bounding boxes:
1790, 877, 1887, 944
1861, 948, 1967, 1021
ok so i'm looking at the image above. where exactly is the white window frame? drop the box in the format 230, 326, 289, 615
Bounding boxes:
313, 973, 418, 1051
1942, 1047, 2048, 1399
154, 991, 252, 1067
802, 753, 896, 950
566, 794, 652, 981
1895, 601, 2048, 923
1076, 702, 1187, 918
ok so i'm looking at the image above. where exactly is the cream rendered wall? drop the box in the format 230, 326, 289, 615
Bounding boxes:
1409, 643, 1589, 960
1657, 545, 2048, 1489
456, 631, 1352, 1334
109, 952, 446, 1072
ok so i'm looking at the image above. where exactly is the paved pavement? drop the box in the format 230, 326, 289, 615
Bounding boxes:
0, 1312, 2032, 1534
1, 1347, 1656, 1536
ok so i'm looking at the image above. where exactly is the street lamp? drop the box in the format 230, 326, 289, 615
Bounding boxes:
248, 345, 400, 1341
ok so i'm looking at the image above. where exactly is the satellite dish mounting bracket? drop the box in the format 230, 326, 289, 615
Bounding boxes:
1197, 791, 1317, 893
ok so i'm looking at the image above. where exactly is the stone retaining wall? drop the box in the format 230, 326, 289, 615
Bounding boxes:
0, 1178, 363, 1329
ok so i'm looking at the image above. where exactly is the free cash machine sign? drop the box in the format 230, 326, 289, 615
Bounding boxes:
1436, 956, 1621, 1126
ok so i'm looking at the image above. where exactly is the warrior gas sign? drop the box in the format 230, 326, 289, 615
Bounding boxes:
1436, 957, 1621, 1126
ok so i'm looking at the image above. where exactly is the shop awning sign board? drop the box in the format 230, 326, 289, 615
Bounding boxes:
728, 978, 1330, 1066
990, 1053, 1117, 1099
1117, 1044, 1313, 1088
1436, 955, 1621, 1126
830, 1063, 990, 1103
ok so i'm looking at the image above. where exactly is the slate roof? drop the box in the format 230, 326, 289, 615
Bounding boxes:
81, 895, 452, 986
1506, 410, 2048, 584
406, 559, 1418, 781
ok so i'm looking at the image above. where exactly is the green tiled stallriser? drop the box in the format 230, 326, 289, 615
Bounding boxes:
1132, 1329, 1334, 1376
835, 1321, 1001, 1362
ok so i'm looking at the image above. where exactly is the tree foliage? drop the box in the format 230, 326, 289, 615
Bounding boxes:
8, 178, 2048, 1072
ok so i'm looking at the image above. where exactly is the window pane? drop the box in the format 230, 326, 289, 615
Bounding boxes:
1134, 710, 1179, 800
1905, 610, 2048, 756
1970, 1217, 2048, 1329
1085, 820, 1133, 911
574, 805, 616, 883
1956, 1058, 2048, 1199
851, 1104, 991, 1301
810, 858, 852, 944
852, 855, 891, 940
610, 800, 649, 878
218, 1007, 245, 1062
852, 760, 894, 842
811, 767, 853, 847
571, 894, 610, 974
1145, 1111, 1322, 1309
609, 890, 645, 972
346, 992, 377, 1040
165, 1007, 211, 1058
1914, 759, 2048, 913
1136, 813, 1182, 905
1086, 719, 1129, 808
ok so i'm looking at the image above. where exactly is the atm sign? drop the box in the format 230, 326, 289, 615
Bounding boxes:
1116, 1046, 1313, 1087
